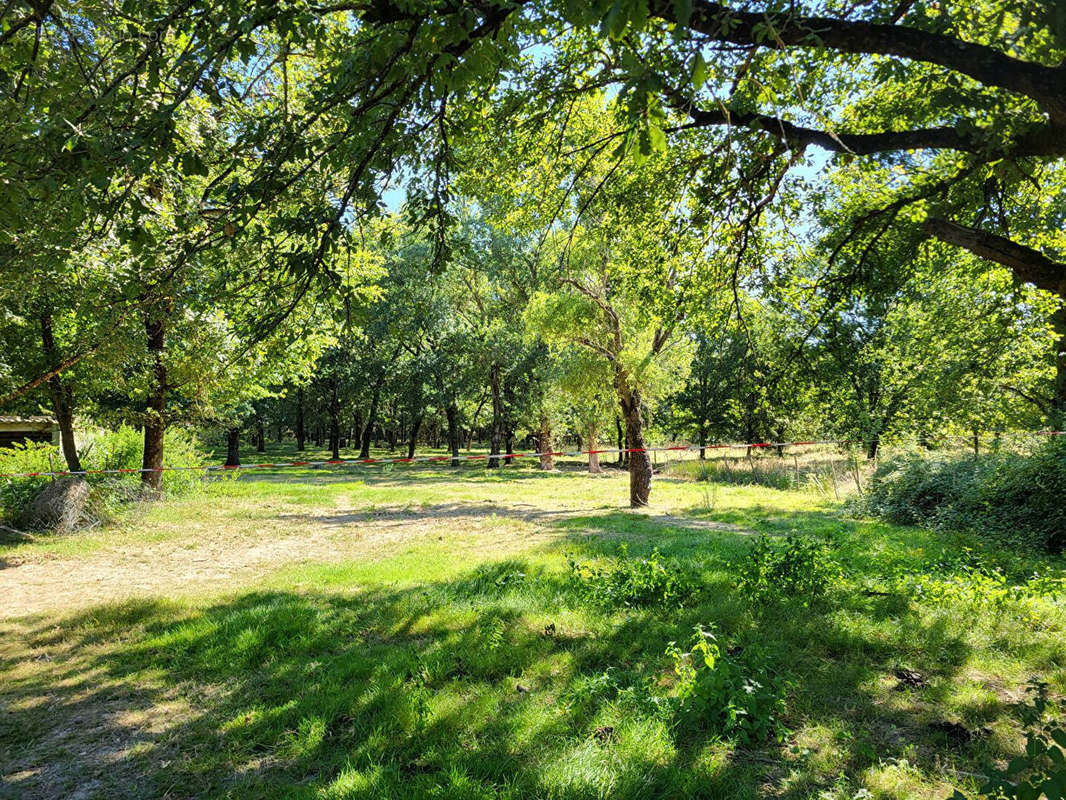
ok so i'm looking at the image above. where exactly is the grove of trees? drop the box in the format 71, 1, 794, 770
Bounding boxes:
2, 0, 1063, 506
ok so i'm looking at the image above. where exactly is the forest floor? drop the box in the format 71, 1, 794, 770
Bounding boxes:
1, 446, 1064, 799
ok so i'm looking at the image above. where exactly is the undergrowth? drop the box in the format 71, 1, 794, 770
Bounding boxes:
668, 625, 790, 745
737, 533, 840, 608
0, 426, 207, 528
566, 544, 700, 608
858, 440, 1066, 552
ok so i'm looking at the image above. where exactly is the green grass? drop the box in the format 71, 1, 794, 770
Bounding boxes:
1, 453, 1064, 799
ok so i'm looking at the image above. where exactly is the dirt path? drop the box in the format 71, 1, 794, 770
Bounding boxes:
1, 498, 743, 619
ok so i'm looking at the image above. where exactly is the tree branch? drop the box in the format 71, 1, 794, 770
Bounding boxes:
923, 217, 1066, 293
671, 100, 1064, 157
653, 0, 1066, 126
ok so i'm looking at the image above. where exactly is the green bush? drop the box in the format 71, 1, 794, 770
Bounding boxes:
737, 533, 840, 607
860, 440, 1066, 552
0, 442, 56, 523
0, 425, 207, 526
566, 544, 699, 608
81, 425, 206, 496
668, 626, 789, 744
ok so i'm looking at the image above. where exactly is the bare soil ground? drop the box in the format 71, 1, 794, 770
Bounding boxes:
1, 483, 742, 619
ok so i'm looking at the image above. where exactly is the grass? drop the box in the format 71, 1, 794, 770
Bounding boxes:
1, 443, 1064, 799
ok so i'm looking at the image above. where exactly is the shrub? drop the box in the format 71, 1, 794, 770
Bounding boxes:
0, 442, 56, 523
0, 425, 208, 526
566, 544, 699, 608
861, 440, 1066, 552
737, 533, 840, 607
668, 625, 789, 744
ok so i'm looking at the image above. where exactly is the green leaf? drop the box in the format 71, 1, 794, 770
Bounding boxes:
692, 51, 708, 90
601, 0, 628, 40
673, 0, 694, 27
647, 122, 666, 152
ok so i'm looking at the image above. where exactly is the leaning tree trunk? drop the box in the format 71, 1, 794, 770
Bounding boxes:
141, 312, 167, 491
445, 403, 461, 466
615, 415, 625, 466
295, 388, 306, 451
867, 432, 881, 459
587, 423, 602, 474
538, 417, 554, 470
619, 385, 651, 507
39, 313, 82, 472
225, 428, 241, 467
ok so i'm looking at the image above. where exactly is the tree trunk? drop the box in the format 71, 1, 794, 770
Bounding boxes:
488, 364, 504, 468
698, 427, 707, 461
225, 428, 241, 467
867, 433, 880, 459
615, 415, 625, 466
359, 384, 382, 459
1053, 302, 1066, 429
505, 429, 515, 465
141, 312, 167, 491
587, 423, 601, 474
329, 379, 340, 460
619, 386, 651, 507
445, 404, 461, 466
295, 388, 306, 451
39, 314, 82, 472
255, 412, 265, 452
407, 414, 422, 459
538, 417, 554, 470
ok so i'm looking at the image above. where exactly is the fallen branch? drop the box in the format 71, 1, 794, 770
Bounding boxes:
0, 524, 36, 542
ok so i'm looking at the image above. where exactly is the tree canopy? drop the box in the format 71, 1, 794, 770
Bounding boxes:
1, 0, 1063, 504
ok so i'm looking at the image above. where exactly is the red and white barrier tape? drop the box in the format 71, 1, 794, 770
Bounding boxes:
1, 431, 1062, 480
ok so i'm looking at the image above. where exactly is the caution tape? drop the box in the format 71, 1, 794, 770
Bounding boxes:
1, 431, 1062, 480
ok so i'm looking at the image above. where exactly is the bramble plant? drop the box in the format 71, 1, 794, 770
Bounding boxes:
860, 442, 1066, 552
737, 533, 840, 608
667, 625, 789, 745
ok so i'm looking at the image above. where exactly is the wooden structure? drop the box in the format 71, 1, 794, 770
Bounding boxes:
0, 416, 59, 448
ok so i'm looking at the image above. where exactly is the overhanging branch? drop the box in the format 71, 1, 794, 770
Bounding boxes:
652, 0, 1066, 126
673, 100, 1064, 157
923, 217, 1066, 293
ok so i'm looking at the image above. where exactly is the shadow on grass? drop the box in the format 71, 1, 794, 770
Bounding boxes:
0, 545, 988, 800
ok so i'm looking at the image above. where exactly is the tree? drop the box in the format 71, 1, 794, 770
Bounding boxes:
553, 347, 615, 473
796, 245, 1054, 455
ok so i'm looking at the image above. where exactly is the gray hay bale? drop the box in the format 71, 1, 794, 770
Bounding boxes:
27, 476, 91, 532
